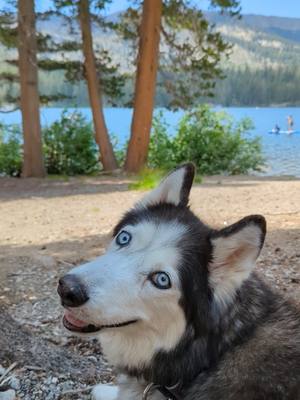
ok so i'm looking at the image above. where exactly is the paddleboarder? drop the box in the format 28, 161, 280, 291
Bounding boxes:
287, 115, 294, 132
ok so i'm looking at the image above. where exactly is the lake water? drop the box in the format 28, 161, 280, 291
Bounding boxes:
1, 107, 300, 177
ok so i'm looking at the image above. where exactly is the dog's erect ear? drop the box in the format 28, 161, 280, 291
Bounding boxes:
209, 215, 266, 306
138, 163, 195, 208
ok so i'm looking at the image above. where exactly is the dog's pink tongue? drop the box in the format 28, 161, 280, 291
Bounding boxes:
65, 310, 87, 328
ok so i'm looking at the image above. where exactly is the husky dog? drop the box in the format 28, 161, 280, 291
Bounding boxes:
58, 164, 300, 400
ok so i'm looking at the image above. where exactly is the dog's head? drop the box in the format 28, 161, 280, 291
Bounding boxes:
57, 163, 266, 369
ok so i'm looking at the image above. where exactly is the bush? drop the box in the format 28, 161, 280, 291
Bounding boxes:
148, 105, 264, 175
147, 112, 177, 170
43, 111, 100, 175
128, 168, 165, 190
110, 133, 126, 167
0, 106, 263, 178
0, 123, 22, 177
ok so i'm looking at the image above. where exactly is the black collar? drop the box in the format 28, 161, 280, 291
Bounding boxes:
142, 382, 182, 400
141, 369, 211, 399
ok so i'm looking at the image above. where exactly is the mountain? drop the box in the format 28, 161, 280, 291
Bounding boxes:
4, 11, 300, 73
35, 11, 300, 72
205, 12, 300, 69
1, 12, 300, 107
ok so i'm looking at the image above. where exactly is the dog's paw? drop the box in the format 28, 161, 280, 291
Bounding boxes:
92, 384, 119, 400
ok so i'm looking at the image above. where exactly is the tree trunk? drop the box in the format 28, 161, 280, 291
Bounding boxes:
78, 0, 117, 171
125, 0, 162, 173
18, 0, 45, 177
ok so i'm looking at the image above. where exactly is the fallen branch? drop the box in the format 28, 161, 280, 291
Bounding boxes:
60, 385, 94, 396
0, 362, 17, 386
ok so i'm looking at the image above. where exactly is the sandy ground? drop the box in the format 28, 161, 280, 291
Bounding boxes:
0, 175, 299, 399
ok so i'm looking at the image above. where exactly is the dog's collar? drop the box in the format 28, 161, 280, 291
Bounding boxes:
142, 381, 182, 400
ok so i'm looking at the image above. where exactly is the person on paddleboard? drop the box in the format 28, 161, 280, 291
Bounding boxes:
287, 115, 294, 132
274, 124, 280, 134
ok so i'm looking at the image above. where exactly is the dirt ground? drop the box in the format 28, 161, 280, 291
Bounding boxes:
0, 175, 299, 399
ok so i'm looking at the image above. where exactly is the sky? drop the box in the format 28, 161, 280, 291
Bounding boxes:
0, 0, 299, 18
105, 0, 300, 18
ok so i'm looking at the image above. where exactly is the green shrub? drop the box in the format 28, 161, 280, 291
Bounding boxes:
0, 106, 263, 178
128, 168, 165, 190
128, 167, 202, 191
147, 112, 176, 170
43, 110, 100, 175
174, 106, 263, 174
110, 133, 126, 167
148, 105, 264, 175
0, 123, 22, 177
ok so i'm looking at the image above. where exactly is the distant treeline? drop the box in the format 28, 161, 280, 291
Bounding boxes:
215, 65, 300, 106
39, 64, 300, 108
1, 65, 300, 108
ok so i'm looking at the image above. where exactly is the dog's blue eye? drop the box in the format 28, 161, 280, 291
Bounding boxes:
116, 230, 132, 246
150, 272, 171, 290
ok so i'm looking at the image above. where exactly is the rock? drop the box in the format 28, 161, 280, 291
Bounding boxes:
45, 393, 55, 400
9, 377, 20, 390
33, 255, 56, 269
87, 355, 98, 363
0, 365, 5, 376
0, 390, 16, 400
291, 277, 300, 284
60, 381, 73, 392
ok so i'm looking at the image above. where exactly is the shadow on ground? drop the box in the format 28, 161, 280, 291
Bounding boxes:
0, 176, 131, 202
2, 175, 300, 202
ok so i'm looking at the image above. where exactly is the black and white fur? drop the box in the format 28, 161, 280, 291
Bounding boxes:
58, 164, 300, 400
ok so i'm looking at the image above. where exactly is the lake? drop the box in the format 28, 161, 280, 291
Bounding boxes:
1, 107, 300, 177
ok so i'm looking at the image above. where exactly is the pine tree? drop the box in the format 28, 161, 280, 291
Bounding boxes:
125, 0, 162, 173
122, 0, 241, 172
53, 0, 127, 170
78, 0, 117, 170
0, 2, 71, 110
18, 0, 45, 177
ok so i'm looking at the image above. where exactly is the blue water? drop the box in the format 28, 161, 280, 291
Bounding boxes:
1, 107, 300, 177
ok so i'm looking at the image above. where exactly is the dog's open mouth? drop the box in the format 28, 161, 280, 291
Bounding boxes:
63, 311, 137, 333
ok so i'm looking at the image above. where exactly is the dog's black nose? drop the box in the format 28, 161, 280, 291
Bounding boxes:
57, 274, 89, 307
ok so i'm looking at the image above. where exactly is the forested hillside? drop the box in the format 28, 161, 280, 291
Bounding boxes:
209, 12, 300, 106
1, 11, 300, 107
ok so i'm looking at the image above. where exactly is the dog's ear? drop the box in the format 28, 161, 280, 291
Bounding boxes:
209, 215, 266, 306
138, 163, 195, 208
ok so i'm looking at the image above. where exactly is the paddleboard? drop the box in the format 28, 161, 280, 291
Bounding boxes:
268, 130, 300, 135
